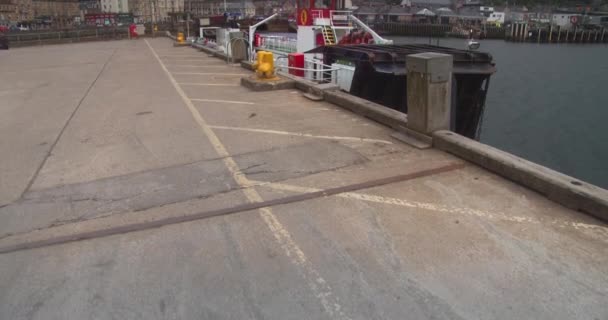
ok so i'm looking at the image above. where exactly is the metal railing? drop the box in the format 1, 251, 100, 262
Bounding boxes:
5, 28, 130, 46
311, 9, 324, 21
275, 55, 340, 84
329, 10, 353, 27
257, 34, 297, 53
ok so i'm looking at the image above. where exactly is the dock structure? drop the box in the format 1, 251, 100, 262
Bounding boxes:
0, 38, 607, 319
507, 22, 608, 43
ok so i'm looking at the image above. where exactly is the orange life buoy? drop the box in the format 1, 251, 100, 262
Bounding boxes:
570, 16, 578, 24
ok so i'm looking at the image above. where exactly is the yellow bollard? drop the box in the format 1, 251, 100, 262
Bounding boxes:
252, 51, 277, 79
177, 32, 185, 43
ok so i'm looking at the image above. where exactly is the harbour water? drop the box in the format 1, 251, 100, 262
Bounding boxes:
389, 36, 608, 189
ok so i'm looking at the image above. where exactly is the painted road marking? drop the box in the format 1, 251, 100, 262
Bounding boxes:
254, 180, 608, 238
209, 125, 394, 145
179, 83, 240, 87
160, 55, 210, 58
163, 59, 218, 63
168, 65, 236, 68
191, 98, 254, 105
145, 39, 351, 320
173, 72, 249, 76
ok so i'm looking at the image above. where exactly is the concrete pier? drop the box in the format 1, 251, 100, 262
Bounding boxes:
0, 39, 607, 319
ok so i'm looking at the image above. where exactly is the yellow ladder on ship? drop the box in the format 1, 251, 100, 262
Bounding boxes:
321, 26, 337, 45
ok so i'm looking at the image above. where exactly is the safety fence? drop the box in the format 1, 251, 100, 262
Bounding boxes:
5, 28, 130, 47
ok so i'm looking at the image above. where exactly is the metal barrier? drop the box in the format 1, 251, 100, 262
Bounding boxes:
275, 56, 340, 84
5, 28, 130, 46
257, 34, 297, 54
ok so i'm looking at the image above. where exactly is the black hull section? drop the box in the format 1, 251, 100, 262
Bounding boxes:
308, 44, 496, 139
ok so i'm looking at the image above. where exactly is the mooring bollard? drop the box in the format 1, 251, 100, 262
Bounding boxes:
405, 52, 453, 136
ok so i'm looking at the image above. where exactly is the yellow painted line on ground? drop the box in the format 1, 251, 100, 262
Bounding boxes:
178, 83, 240, 87
145, 39, 351, 320
209, 125, 394, 144
254, 180, 608, 239
160, 55, 209, 58
168, 65, 234, 68
191, 98, 254, 105
162, 59, 217, 62
173, 72, 248, 76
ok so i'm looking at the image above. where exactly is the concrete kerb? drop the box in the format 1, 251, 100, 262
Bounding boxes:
241, 75, 295, 91
433, 130, 608, 222
165, 31, 177, 41
277, 71, 409, 131
191, 42, 229, 61
192, 44, 608, 222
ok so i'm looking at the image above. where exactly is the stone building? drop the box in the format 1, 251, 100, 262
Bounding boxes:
32, 0, 80, 26
0, 0, 32, 23
0, 0, 79, 26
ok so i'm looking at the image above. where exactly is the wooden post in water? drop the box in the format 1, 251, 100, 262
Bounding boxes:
557, 26, 561, 42
524, 23, 529, 41
602, 28, 606, 42
595, 30, 599, 42
549, 24, 553, 42
538, 28, 541, 43
587, 30, 592, 42
573, 27, 577, 42
566, 28, 569, 42
511, 23, 515, 40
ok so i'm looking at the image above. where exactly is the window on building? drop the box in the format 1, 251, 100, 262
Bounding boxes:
314, 0, 331, 8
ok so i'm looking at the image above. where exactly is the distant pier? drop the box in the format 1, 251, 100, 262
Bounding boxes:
507, 22, 608, 43
375, 22, 506, 39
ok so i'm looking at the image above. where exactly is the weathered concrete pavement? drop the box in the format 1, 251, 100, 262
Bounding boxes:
0, 38, 606, 320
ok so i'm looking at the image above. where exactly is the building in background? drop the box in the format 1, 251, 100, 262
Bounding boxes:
194, 0, 255, 18
0, 0, 32, 23
32, 0, 80, 26
100, 0, 128, 13
0, 0, 80, 27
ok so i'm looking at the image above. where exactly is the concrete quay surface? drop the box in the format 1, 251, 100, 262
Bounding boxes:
0, 38, 607, 320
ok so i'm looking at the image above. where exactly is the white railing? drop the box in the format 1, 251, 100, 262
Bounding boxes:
275, 56, 346, 85
257, 34, 297, 54
329, 10, 352, 27
311, 9, 325, 20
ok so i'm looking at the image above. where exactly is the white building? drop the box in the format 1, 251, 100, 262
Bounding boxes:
197, 0, 255, 18
479, 6, 494, 16
551, 13, 582, 29
486, 11, 504, 25
100, 0, 129, 13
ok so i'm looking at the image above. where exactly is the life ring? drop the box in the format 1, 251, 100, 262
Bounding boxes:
570, 16, 578, 24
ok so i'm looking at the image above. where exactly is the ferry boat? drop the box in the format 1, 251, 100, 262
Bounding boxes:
194, 0, 496, 139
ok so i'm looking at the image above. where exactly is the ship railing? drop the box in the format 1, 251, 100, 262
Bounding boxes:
275, 56, 350, 85
311, 9, 332, 26
256, 34, 297, 54
329, 10, 352, 27
311, 9, 324, 20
